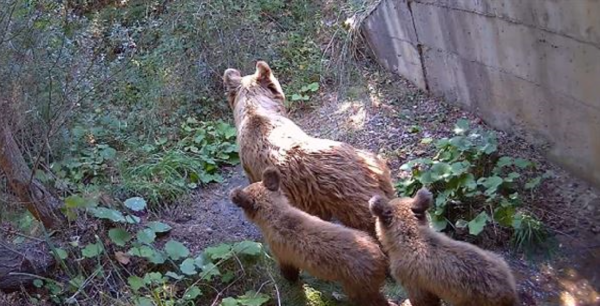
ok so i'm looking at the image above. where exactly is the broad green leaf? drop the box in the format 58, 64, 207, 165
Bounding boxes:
90, 207, 125, 222
237, 291, 270, 306
143, 272, 164, 284
200, 263, 221, 281
164, 240, 190, 260
307, 82, 319, 92
525, 177, 542, 190
514, 158, 532, 169
430, 162, 452, 180
455, 219, 468, 229
148, 250, 166, 264
221, 297, 238, 306
291, 93, 302, 101
146, 221, 172, 233
468, 212, 489, 235
81, 243, 103, 258
100, 146, 117, 160
33, 279, 44, 288
504, 172, 520, 182
55, 248, 68, 260
65, 195, 86, 209
222, 271, 236, 283
125, 215, 141, 224
69, 275, 85, 289
124, 197, 147, 211
430, 214, 448, 232
454, 119, 470, 135
127, 276, 146, 292
134, 297, 154, 306
180, 258, 197, 275
205, 244, 233, 260
233, 241, 262, 256
496, 156, 513, 168
184, 285, 202, 300
109, 228, 131, 246
165, 271, 184, 280
480, 176, 503, 195
128, 246, 155, 258
136, 228, 156, 244
450, 161, 470, 175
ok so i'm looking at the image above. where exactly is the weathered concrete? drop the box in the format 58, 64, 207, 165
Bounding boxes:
362, 0, 426, 89
362, 0, 600, 187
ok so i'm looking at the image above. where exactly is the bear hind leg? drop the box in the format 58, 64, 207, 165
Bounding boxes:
343, 283, 390, 306
279, 263, 299, 283
406, 287, 441, 306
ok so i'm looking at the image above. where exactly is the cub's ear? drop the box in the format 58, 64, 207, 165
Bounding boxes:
255, 61, 272, 80
262, 167, 280, 192
412, 188, 432, 217
230, 187, 254, 211
369, 195, 392, 225
254, 61, 285, 101
223, 68, 242, 92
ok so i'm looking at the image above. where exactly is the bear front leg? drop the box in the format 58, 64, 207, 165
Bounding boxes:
343, 283, 391, 306
406, 287, 441, 306
279, 262, 299, 283
242, 164, 259, 183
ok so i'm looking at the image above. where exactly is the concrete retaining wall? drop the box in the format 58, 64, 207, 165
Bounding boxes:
362, 0, 600, 188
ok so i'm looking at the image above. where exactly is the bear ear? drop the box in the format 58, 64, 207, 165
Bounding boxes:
262, 167, 280, 192
230, 187, 255, 211
412, 188, 433, 215
255, 61, 272, 80
369, 195, 392, 222
223, 68, 242, 92
254, 61, 286, 101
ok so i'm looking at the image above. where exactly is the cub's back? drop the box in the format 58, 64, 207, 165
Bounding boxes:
264, 207, 387, 283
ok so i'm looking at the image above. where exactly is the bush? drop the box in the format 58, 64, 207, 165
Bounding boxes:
396, 119, 551, 250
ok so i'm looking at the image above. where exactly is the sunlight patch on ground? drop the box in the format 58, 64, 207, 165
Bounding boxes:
557, 267, 600, 305
334, 101, 367, 130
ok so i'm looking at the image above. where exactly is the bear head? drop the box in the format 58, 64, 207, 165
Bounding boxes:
229, 167, 286, 221
368, 188, 433, 234
223, 61, 286, 111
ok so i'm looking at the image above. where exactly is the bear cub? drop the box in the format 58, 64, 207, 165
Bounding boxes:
230, 167, 393, 306
369, 189, 518, 306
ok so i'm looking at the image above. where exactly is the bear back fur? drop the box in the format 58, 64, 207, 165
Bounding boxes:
223, 61, 395, 236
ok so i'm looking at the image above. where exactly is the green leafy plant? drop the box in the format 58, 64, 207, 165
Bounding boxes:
397, 119, 550, 249
38, 195, 270, 305
291, 82, 320, 102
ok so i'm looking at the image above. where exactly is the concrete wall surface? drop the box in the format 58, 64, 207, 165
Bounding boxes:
362, 0, 600, 187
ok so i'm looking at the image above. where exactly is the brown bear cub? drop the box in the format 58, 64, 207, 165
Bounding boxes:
230, 167, 393, 306
369, 189, 519, 306
223, 61, 394, 237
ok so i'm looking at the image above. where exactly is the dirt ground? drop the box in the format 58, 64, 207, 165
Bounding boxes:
166, 66, 600, 306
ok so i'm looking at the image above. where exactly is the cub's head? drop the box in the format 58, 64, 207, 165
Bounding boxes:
229, 167, 286, 222
223, 61, 286, 112
368, 188, 432, 238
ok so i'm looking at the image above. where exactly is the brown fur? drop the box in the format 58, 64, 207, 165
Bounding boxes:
230, 168, 392, 306
223, 61, 394, 236
369, 189, 519, 306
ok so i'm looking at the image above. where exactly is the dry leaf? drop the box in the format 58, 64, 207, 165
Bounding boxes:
115, 251, 130, 265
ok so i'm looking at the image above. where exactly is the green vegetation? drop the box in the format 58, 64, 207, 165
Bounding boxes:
0, 0, 556, 304
397, 119, 551, 251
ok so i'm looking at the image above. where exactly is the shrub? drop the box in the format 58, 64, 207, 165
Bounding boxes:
396, 119, 550, 250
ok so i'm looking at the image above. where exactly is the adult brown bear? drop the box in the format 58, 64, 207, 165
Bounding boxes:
223, 61, 394, 236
